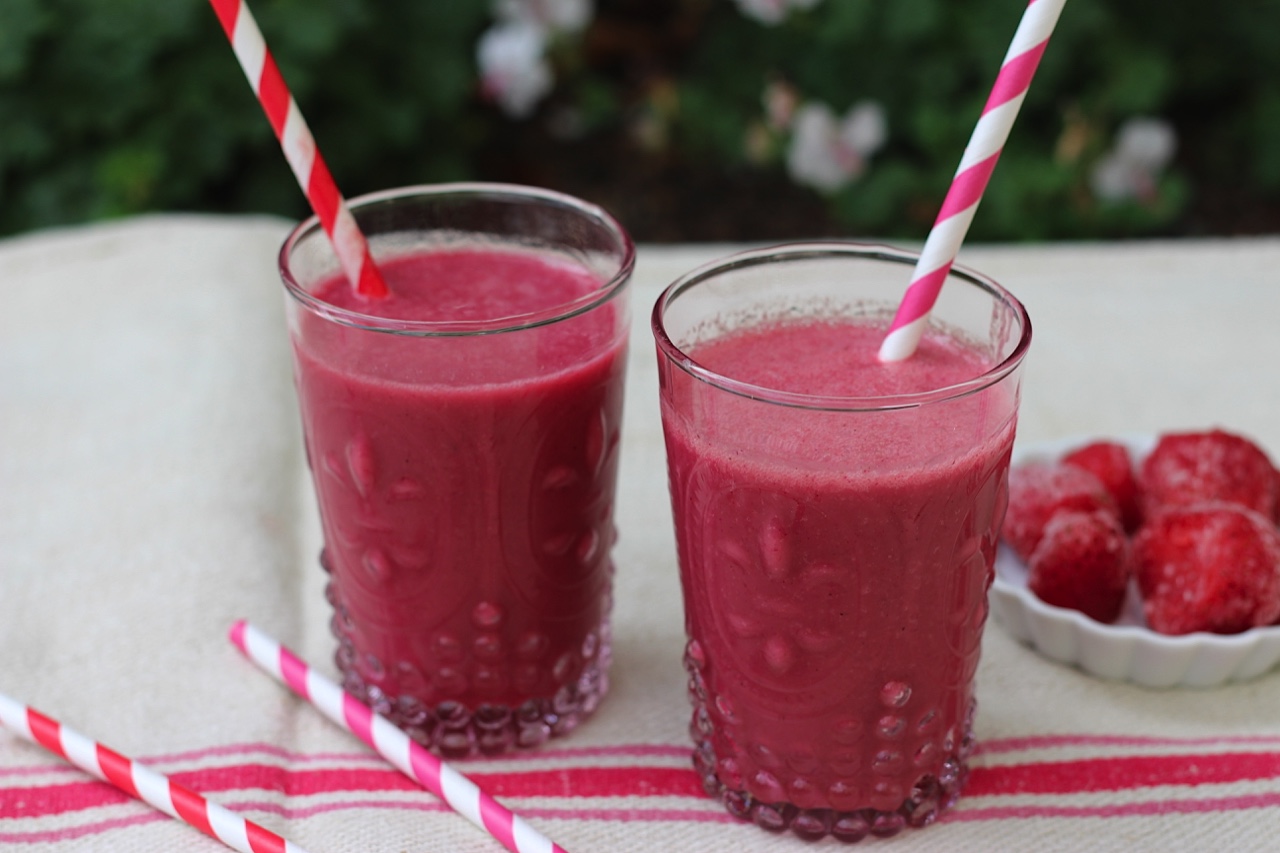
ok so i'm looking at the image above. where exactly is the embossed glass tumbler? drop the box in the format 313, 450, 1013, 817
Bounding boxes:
281, 184, 634, 757
652, 244, 1030, 840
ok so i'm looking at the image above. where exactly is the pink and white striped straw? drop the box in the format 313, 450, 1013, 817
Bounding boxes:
208, 0, 388, 299
0, 690, 311, 853
878, 0, 1068, 362
229, 620, 568, 853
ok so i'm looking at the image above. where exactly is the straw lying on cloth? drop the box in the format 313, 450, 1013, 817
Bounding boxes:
207, 0, 387, 299
878, 0, 1068, 362
0, 692, 310, 853
230, 621, 569, 853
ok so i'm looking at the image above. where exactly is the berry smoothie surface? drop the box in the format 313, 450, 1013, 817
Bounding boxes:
660, 318, 1017, 829
291, 247, 627, 755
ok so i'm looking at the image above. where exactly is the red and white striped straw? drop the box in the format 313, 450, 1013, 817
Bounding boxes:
878, 0, 1067, 362
0, 690, 311, 853
229, 620, 568, 853
208, 0, 388, 299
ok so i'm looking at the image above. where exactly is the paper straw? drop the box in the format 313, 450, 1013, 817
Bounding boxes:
0, 691, 311, 853
229, 620, 568, 853
207, 0, 388, 299
878, 0, 1067, 362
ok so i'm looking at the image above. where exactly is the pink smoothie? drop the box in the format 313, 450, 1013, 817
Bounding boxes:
660, 318, 1016, 827
291, 247, 626, 754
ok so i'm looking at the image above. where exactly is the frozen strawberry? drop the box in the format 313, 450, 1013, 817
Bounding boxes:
1063, 440, 1142, 531
1002, 461, 1118, 561
1140, 429, 1278, 520
1027, 509, 1131, 623
1132, 502, 1280, 635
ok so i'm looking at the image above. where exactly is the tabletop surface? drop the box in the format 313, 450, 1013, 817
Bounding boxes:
3, 215, 1280, 852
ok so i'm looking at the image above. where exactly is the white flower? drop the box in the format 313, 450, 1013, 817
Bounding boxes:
1090, 117, 1177, 203
476, 20, 554, 118
786, 100, 888, 193
762, 80, 799, 130
494, 0, 593, 33
477, 0, 593, 118
734, 0, 822, 25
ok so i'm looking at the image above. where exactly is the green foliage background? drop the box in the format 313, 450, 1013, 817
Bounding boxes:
2, 0, 1278, 241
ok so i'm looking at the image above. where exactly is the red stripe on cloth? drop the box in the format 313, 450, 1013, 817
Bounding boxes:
0, 740, 692, 776
0, 801, 735, 846
261, 763, 705, 800
981, 40, 1049, 116
936, 151, 1001, 223
474, 766, 707, 799
306, 157, 340, 232
207, 0, 240, 37
0, 779, 131, 818
256, 54, 291, 137
977, 733, 1280, 755
0, 764, 704, 818
94, 746, 139, 799
12, 749, 1275, 822
0, 811, 164, 845
169, 783, 215, 837
7, 792, 1280, 847
967, 751, 1280, 796
24, 710, 65, 759
950, 790, 1280, 822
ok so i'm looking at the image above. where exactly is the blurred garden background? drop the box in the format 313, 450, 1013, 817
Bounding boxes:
2, 0, 1279, 242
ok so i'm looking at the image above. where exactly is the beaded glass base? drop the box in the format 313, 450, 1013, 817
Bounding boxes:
685, 649, 973, 842
325, 572, 612, 758
691, 737, 969, 841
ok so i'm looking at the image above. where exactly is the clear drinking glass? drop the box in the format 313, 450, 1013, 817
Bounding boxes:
280, 183, 634, 756
651, 243, 1030, 839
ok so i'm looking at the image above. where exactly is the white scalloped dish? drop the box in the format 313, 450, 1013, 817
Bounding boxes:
989, 435, 1280, 689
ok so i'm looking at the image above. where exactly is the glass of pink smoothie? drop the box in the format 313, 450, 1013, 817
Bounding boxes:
280, 183, 633, 757
652, 243, 1030, 840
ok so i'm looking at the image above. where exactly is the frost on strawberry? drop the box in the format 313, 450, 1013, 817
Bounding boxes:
1002, 461, 1119, 562
1132, 502, 1280, 635
1027, 509, 1131, 623
1063, 440, 1142, 532
1139, 429, 1279, 521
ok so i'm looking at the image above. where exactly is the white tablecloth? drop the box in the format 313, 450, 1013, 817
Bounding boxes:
3, 215, 1280, 851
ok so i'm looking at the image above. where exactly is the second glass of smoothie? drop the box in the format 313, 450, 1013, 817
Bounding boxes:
280, 184, 634, 757
652, 243, 1030, 840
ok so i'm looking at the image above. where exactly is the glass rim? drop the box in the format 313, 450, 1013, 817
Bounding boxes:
278, 182, 636, 337
651, 241, 1033, 412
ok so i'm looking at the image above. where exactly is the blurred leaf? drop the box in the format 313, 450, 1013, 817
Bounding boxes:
882, 0, 942, 41
97, 144, 166, 214
1252, 88, 1280, 189
0, 0, 49, 81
